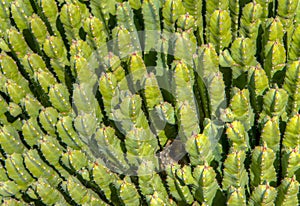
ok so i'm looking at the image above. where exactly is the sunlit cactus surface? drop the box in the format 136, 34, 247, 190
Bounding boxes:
1, 0, 300, 205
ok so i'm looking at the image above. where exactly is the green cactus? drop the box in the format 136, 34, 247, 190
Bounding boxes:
283, 60, 300, 115
223, 150, 249, 190
221, 88, 255, 131
5, 153, 34, 189
0, 180, 22, 199
92, 160, 119, 200
276, 176, 299, 205
138, 161, 169, 203
22, 117, 44, 147
260, 116, 281, 152
0, 125, 25, 154
62, 176, 105, 205
162, 0, 185, 32
226, 187, 247, 206
248, 183, 277, 206
92, 126, 129, 172
56, 115, 84, 149
239, 2, 263, 42
208, 10, 232, 53
23, 149, 61, 187
33, 178, 69, 205
282, 113, 300, 150
118, 177, 141, 206
185, 133, 214, 165
165, 164, 194, 204
289, 25, 300, 60
226, 121, 250, 151
250, 144, 277, 187
281, 146, 300, 179
193, 164, 220, 205
1, 0, 300, 205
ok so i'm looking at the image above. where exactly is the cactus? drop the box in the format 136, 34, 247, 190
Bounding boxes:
222, 150, 249, 190
193, 164, 220, 205
248, 183, 277, 205
276, 176, 299, 205
250, 144, 277, 187
1, 0, 300, 205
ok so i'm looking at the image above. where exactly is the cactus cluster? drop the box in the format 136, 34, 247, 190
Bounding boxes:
1, 0, 300, 205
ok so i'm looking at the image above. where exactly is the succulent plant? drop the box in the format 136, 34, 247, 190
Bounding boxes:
1, 0, 300, 205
